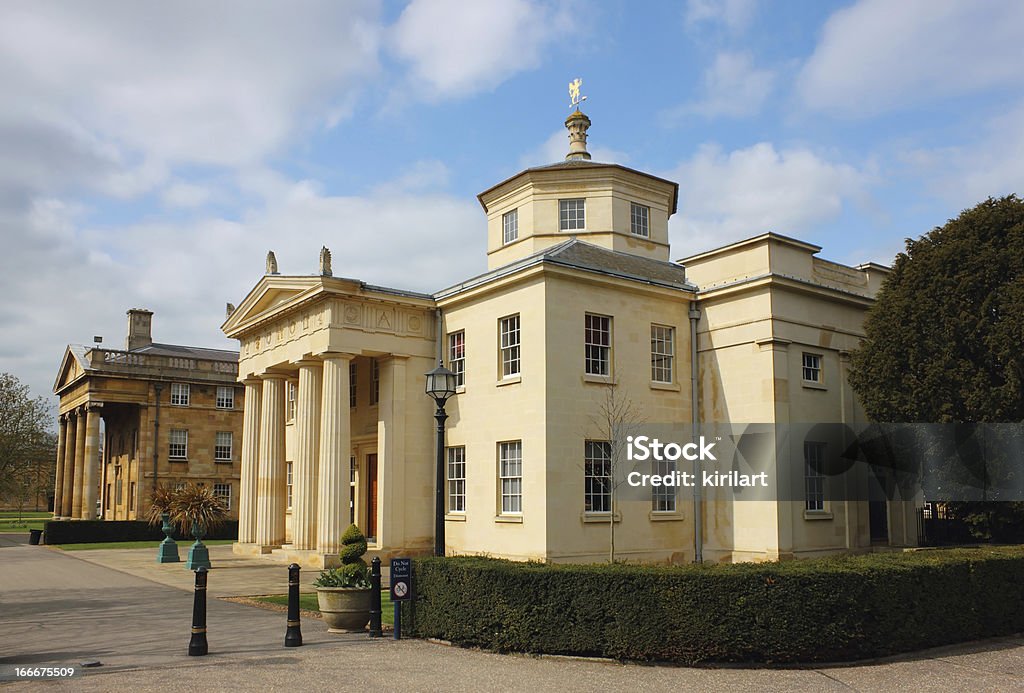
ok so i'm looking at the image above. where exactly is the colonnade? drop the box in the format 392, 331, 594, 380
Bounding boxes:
237, 354, 355, 555
52, 403, 102, 519
237, 352, 409, 558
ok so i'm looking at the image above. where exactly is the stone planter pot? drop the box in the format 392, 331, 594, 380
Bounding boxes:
184, 520, 211, 570
156, 512, 180, 563
316, 587, 372, 633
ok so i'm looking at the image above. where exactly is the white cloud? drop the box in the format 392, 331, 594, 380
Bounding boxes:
798, 0, 1024, 116
666, 142, 868, 256
663, 51, 775, 121
1, 166, 485, 405
0, 1, 387, 401
0, 1, 382, 178
684, 0, 758, 33
391, 0, 566, 100
372, 160, 451, 195
161, 181, 212, 209
898, 99, 1024, 205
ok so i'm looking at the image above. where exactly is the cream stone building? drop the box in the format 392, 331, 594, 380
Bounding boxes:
224, 110, 916, 567
53, 310, 244, 521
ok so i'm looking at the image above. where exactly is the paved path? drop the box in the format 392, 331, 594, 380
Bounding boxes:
51, 541, 324, 597
2, 533, 1024, 692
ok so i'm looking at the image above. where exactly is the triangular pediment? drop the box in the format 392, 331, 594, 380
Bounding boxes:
54, 346, 87, 394
249, 287, 306, 318
222, 275, 361, 337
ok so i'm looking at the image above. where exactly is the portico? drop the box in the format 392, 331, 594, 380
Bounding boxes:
53, 310, 244, 522
50, 404, 102, 520
223, 256, 437, 568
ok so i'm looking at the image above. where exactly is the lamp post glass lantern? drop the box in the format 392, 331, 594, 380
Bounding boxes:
425, 361, 457, 557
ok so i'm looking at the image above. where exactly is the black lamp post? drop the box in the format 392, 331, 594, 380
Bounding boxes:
425, 360, 457, 557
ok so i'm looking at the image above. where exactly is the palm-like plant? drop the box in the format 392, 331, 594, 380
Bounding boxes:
146, 485, 177, 526
168, 483, 228, 537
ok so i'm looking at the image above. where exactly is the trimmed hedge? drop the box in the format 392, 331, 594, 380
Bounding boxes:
44, 520, 238, 545
403, 548, 1024, 664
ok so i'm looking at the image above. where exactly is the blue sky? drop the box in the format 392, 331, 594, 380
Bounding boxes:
1, 0, 1022, 404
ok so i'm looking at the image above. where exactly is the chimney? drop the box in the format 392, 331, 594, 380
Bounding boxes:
126, 309, 154, 351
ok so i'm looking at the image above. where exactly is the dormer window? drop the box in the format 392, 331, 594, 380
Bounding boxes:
630, 203, 650, 238
559, 198, 585, 231
503, 208, 519, 244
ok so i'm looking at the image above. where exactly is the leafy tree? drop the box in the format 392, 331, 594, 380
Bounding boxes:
849, 195, 1024, 423
849, 195, 1024, 539
0, 373, 54, 507
2, 431, 57, 519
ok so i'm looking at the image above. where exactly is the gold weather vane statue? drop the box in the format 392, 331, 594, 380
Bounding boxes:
568, 77, 587, 109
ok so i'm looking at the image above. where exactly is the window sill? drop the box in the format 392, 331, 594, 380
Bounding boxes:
494, 514, 523, 523
803, 510, 834, 521
581, 512, 621, 523
215, 459, 233, 464
455, 385, 466, 395
496, 376, 521, 387
649, 511, 684, 522
169, 458, 188, 463
582, 374, 615, 385
170, 403, 190, 408
650, 381, 680, 392
445, 513, 466, 522
801, 381, 827, 391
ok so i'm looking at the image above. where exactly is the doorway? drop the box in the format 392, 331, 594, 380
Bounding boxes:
868, 471, 889, 543
366, 453, 378, 541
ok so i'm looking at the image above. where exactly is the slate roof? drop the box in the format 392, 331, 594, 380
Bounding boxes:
435, 238, 694, 298
132, 342, 238, 361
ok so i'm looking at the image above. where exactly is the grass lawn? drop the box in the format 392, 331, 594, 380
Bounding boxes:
252, 591, 395, 627
0, 511, 51, 532
55, 539, 236, 551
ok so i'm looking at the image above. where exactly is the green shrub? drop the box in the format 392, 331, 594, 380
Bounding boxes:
403, 548, 1024, 664
314, 523, 371, 589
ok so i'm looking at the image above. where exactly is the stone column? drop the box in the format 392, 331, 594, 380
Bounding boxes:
71, 408, 87, 519
61, 411, 77, 517
317, 354, 352, 555
256, 375, 287, 548
52, 415, 67, 519
237, 379, 262, 544
376, 357, 407, 550
81, 404, 102, 520
293, 360, 323, 551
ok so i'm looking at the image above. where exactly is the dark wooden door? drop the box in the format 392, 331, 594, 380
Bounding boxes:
366, 453, 378, 540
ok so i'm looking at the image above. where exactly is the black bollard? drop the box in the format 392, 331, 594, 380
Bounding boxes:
285, 563, 303, 647
368, 557, 382, 638
188, 566, 208, 656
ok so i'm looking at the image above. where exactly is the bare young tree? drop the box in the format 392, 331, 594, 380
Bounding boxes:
586, 379, 645, 564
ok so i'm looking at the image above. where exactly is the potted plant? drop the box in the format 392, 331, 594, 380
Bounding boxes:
147, 486, 180, 563
314, 524, 372, 632
168, 484, 228, 570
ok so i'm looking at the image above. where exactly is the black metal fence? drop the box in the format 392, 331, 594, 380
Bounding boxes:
917, 504, 974, 546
